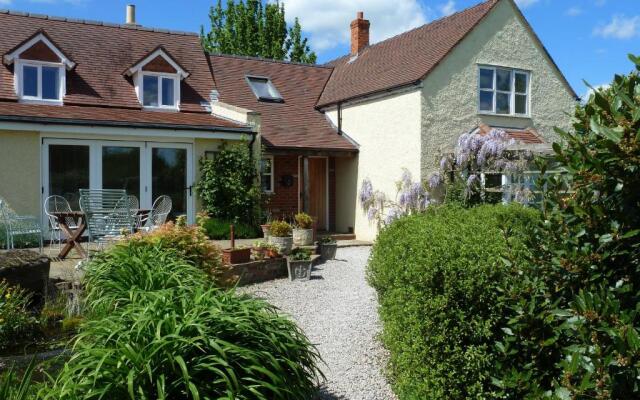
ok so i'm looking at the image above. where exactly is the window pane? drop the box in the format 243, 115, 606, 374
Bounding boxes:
42, 67, 59, 100
152, 148, 187, 220
248, 77, 281, 101
496, 92, 510, 114
49, 145, 89, 210
102, 146, 140, 200
23, 65, 38, 97
496, 69, 511, 91
515, 94, 527, 114
479, 90, 494, 112
261, 158, 272, 174
479, 68, 493, 89
261, 175, 272, 192
515, 73, 527, 93
161, 77, 174, 106
143, 75, 158, 107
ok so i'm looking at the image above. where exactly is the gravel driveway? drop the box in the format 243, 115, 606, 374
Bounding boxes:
238, 246, 396, 400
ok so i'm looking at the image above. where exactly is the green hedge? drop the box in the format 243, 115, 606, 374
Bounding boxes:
202, 218, 261, 240
368, 204, 539, 399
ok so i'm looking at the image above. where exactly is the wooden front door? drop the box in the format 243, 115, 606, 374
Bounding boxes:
307, 157, 327, 230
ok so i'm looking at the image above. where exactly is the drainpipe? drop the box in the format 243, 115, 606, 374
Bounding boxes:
248, 131, 257, 163
337, 102, 343, 135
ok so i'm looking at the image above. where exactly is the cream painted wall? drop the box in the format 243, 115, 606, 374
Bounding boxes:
0, 130, 41, 216
420, 0, 577, 177
327, 88, 422, 241
334, 156, 358, 234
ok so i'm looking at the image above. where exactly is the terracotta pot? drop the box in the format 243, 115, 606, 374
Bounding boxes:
292, 228, 313, 246
266, 248, 280, 258
269, 236, 293, 255
260, 224, 271, 239
222, 248, 251, 264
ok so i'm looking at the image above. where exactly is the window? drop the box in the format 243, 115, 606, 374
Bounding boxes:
17, 62, 63, 102
246, 76, 283, 102
478, 66, 529, 116
261, 156, 274, 193
141, 73, 178, 109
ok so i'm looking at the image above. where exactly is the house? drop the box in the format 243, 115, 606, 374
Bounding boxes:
0, 0, 577, 241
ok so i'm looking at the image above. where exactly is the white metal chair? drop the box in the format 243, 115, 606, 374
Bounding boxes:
79, 189, 134, 252
0, 198, 43, 252
126, 195, 144, 230
43, 195, 77, 255
148, 195, 172, 230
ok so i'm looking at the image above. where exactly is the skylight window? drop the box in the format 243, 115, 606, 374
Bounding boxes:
246, 76, 283, 102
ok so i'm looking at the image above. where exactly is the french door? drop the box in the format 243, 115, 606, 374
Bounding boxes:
42, 138, 194, 227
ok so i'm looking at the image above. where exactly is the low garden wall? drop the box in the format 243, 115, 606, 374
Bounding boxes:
0, 249, 50, 305
224, 258, 288, 286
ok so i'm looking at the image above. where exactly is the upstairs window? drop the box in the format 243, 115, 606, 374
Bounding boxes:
18, 62, 63, 102
479, 66, 529, 116
246, 76, 283, 102
142, 73, 177, 109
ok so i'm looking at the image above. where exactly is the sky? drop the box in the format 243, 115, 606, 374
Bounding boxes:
1, 0, 639, 100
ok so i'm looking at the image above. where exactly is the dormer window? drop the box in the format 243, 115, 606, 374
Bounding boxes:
246, 76, 283, 102
125, 46, 189, 111
4, 30, 75, 105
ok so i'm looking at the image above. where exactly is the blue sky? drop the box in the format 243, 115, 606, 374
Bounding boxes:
2, 0, 639, 99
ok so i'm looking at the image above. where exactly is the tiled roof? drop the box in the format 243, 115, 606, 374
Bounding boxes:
0, 101, 247, 131
317, 0, 500, 107
209, 54, 357, 152
0, 10, 215, 115
474, 123, 544, 144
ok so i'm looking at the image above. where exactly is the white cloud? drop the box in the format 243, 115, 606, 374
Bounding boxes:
438, 0, 456, 17
582, 83, 610, 103
594, 15, 640, 39
515, 0, 539, 8
565, 7, 582, 17
282, 0, 429, 52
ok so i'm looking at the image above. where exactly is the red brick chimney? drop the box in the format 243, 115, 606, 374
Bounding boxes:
350, 11, 370, 55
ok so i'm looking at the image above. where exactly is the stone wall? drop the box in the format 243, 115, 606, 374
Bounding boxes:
224, 258, 287, 286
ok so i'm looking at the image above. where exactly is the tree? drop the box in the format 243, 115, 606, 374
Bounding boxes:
201, 0, 317, 64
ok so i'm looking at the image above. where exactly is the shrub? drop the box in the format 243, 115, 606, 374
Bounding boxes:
269, 220, 292, 237
492, 55, 640, 398
201, 218, 261, 240
126, 222, 225, 281
294, 213, 313, 229
368, 204, 539, 399
0, 280, 38, 350
195, 142, 261, 223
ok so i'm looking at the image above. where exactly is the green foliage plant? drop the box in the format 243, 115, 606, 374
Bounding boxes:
288, 248, 312, 261
294, 212, 313, 229
1, 357, 38, 400
269, 220, 292, 237
368, 204, 539, 399
202, 218, 261, 240
0, 280, 38, 350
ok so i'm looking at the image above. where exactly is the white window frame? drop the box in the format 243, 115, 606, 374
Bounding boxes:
477, 65, 530, 117
15, 60, 65, 105
261, 155, 275, 193
136, 71, 180, 111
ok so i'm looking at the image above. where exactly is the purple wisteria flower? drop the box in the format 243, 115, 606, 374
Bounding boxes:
428, 172, 443, 189
385, 207, 403, 225
360, 178, 373, 206
439, 155, 451, 171
367, 206, 378, 222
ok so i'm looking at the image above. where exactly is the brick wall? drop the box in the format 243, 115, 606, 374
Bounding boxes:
266, 154, 299, 220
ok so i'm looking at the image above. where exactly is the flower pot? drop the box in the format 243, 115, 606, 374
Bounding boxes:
269, 236, 293, 255
320, 243, 338, 260
260, 224, 271, 239
266, 248, 280, 258
286, 258, 313, 281
252, 247, 266, 260
222, 248, 251, 264
292, 228, 313, 246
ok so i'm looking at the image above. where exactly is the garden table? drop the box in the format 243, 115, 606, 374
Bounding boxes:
51, 211, 87, 259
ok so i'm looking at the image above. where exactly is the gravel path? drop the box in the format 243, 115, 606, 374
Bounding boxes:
238, 246, 396, 400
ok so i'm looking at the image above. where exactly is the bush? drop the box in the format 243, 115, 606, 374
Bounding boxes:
294, 213, 313, 229
195, 142, 261, 223
0, 280, 38, 350
368, 204, 539, 399
126, 222, 225, 282
269, 220, 292, 237
45, 243, 323, 399
201, 218, 261, 240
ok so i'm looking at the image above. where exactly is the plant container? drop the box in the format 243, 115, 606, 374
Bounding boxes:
260, 224, 271, 239
292, 228, 313, 246
222, 248, 251, 264
286, 258, 313, 281
269, 236, 293, 255
320, 243, 338, 260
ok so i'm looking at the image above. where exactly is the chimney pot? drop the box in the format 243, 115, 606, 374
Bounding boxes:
126, 4, 136, 25
350, 11, 370, 56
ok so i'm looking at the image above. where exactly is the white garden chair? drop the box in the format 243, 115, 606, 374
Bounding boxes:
43, 195, 78, 255
148, 195, 172, 230
79, 189, 134, 251
0, 197, 43, 252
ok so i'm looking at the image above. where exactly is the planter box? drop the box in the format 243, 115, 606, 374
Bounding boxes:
319, 243, 338, 261
222, 248, 251, 265
292, 228, 313, 246
0, 250, 50, 306
260, 224, 271, 239
269, 236, 293, 255
286, 258, 313, 281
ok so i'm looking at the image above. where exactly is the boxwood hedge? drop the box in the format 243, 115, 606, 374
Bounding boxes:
368, 204, 539, 399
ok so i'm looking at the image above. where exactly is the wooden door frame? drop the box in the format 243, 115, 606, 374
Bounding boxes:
298, 155, 329, 231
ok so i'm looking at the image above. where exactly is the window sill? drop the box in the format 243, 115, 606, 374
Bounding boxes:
478, 111, 532, 119
19, 98, 63, 106
142, 106, 180, 112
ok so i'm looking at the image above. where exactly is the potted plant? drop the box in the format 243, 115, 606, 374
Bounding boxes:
252, 240, 268, 260
318, 236, 338, 260
265, 243, 280, 258
292, 212, 314, 246
260, 210, 272, 239
286, 248, 313, 281
268, 220, 293, 255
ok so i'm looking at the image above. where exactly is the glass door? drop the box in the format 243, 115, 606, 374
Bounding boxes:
47, 144, 90, 210
149, 144, 192, 221
101, 145, 143, 201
